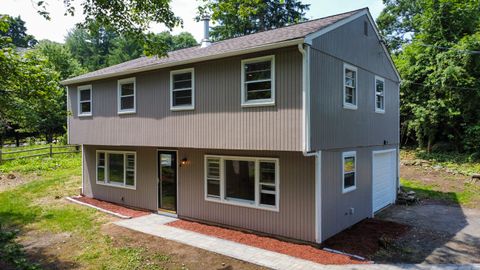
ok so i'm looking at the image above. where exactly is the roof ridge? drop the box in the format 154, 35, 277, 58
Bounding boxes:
204, 7, 368, 45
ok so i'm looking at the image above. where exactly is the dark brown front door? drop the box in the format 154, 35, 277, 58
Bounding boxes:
158, 151, 177, 212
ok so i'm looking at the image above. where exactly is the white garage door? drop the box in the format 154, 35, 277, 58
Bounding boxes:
372, 149, 397, 213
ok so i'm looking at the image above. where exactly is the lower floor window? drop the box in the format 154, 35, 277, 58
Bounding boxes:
205, 155, 279, 210
342, 151, 356, 193
96, 151, 136, 188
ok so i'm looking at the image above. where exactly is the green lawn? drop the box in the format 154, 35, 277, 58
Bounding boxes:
0, 154, 170, 270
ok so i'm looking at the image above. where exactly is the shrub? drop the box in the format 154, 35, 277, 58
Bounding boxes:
464, 125, 480, 153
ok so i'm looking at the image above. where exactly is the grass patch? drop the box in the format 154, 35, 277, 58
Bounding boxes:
0, 154, 173, 269
401, 149, 480, 175
400, 178, 480, 207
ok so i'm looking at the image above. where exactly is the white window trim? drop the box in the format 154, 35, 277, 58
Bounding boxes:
375, 75, 386, 114
241, 55, 276, 107
77, 85, 92, 117
342, 151, 357, 193
170, 68, 195, 111
117, 77, 136, 114
204, 155, 280, 211
96, 150, 137, 190
343, 63, 358, 110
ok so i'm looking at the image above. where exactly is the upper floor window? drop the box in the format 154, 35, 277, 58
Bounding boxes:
170, 68, 194, 110
205, 155, 279, 211
343, 64, 357, 110
375, 76, 385, 113
96, 150, 136, 189
342, 151, 356, 193
117, 77, 136, 114
78, 85, 92, 117
241, 55, 275, 107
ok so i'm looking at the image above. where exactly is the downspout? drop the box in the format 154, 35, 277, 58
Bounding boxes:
298, 43, 314, 157
299, 43, 322, 243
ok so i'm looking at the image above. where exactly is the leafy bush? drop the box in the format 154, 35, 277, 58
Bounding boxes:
464, 125, 480, 153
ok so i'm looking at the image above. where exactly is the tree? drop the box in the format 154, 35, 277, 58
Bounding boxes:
66, 24, 198, 70
34, 0, 181, 56
378, 0, 480, 152
0, 15, 37, 48
0, 15, 66, 145
197, 0, 310, 41
65, 25, 118, 71
33, 40, 86, 80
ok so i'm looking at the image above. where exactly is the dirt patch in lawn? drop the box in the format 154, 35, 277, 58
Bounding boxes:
103, 223, 268, 270
323, 218, 411, 260
168, 219, 367, 265
401, 165, 470, 192
0, 173, 36, 192
70, 196, 151, 218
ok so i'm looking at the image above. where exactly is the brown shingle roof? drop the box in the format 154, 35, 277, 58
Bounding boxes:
62, 8, 366, 85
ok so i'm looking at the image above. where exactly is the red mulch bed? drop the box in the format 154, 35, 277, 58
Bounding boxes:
71, 196, 151, 218
323, 218, 411, 259
167, 220, 368, 265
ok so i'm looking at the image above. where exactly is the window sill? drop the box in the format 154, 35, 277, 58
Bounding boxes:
375, 109, 385, 114
205, 197, 279, 212
343, 104, 358, 110
170, 106, 194, 111
78, 113, 92, 117
241, 101, 276, 108
96, 181, 136, 190
342, 186, 356, 194
118, 110, 136, 115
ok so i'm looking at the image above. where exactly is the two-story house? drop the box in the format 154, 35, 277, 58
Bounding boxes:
63, 8, 400, 244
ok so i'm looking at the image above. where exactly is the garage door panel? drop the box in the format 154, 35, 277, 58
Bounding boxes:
373, 150, 396, 213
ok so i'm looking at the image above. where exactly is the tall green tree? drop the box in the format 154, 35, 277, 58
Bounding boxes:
378, 0, 480, 152
0, 15, 66, 145
33, 40, 86, 80
34, 0, 181, 56
197, 0, 310, 41
0, 15, 37, 48
67, 25, 198, 71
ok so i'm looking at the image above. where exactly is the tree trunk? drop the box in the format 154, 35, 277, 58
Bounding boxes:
14, 131, 20, 147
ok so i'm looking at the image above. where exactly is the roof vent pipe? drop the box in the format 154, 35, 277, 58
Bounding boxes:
201, 15, 211, 48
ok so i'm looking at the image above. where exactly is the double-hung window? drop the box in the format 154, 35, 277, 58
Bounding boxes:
96, 151, 136, 189
343, 64, 358, 109
78, 85, 92, 116
342, 151, 356, 193
170, 68, 194, 110
375, 76, 385, 113
241, 55, 275, 107
117, 77, 136, 114
205, 155, 279, 210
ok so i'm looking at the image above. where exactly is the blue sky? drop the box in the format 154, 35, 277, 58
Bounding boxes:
0, 0, 385, 43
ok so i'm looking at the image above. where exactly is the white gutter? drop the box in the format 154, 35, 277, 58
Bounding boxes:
62, 39, 304, 85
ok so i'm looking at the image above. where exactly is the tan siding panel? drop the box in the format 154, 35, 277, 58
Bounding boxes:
178, 149, 316, 242
321, 145, 398, 240
309, 15, 400, 151
69, 47, 302, 151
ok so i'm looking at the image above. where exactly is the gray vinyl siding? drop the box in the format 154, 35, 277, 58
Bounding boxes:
83, 145, 316, 242
83, 145, 158, 210
320, 145, 399, 241
309, 15, 400, 151
68, 47, 302, 152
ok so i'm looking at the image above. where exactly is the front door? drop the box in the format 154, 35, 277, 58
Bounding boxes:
158, 151, 177, 213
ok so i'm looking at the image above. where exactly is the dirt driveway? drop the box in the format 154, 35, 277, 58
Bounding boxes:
376, 202, 480, 264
